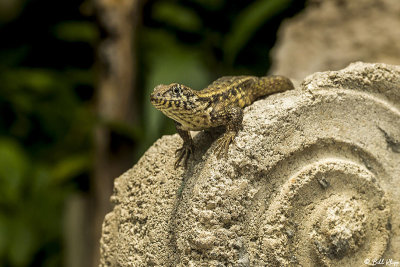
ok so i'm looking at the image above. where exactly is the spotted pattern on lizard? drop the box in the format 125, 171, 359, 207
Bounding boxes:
150, 75, 294, 168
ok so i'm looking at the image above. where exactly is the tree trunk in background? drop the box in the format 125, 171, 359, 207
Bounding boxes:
92, 0, 141, 266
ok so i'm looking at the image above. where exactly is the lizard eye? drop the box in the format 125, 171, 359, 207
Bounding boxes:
172, 86, 181, 95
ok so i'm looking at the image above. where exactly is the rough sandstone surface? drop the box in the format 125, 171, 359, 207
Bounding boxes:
270, 0, 400, 80
99, 62, 400, 266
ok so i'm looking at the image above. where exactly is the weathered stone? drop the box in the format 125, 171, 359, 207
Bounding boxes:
100, 62, 400, 266
270, 0, 400, 80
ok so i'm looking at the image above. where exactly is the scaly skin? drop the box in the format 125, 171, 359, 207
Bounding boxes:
150, 75, 294, 168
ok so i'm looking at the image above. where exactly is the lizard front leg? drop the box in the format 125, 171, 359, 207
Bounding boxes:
174, 122, 194, 168
214, 106, 243, 159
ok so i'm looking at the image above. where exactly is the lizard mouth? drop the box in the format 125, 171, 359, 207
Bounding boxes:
150, 93, 172, 112
150, 92, 163, 104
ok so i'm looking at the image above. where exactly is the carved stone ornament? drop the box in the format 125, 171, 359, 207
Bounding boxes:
100, 62, 400, 267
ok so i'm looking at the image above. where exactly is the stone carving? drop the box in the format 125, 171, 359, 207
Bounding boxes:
99, 62, 400, 266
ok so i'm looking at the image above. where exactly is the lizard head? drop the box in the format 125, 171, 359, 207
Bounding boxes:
150, 83, 199, 115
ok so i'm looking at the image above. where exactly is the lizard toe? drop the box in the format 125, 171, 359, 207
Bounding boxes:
174, 145, 193, 168
214, 132, 236, 159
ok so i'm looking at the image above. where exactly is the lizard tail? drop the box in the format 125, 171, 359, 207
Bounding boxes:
253, 75, 294, 100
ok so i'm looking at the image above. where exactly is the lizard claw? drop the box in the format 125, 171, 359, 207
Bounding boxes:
174, 144, 194, 169
214, 131, 236, 159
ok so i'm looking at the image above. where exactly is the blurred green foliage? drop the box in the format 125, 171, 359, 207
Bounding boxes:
0, 0, 95, 265
224, 0, 292, 64
0, 0, 304, 266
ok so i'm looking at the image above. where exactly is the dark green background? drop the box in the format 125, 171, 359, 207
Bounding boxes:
0, 0, 305, 266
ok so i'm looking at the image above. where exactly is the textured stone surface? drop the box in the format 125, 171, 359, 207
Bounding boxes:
270, 0, 400, 80
99, 62, 400, 266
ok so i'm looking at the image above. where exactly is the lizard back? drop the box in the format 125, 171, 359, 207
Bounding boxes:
197, 75, 294, 108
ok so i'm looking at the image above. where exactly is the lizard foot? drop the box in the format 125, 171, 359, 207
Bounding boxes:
214, 131, 236, 159
174, 143, 194, 169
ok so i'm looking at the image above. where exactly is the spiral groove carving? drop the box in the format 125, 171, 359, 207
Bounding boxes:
249, 158, 390, 266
